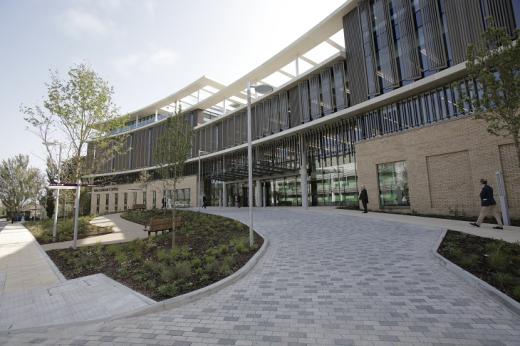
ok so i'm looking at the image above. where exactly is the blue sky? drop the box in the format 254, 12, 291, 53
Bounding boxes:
0, 0, 345, 171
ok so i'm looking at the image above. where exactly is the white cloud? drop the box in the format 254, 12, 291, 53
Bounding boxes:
57, 8, 113, 38
149, 49, 177, 66
143, 0, 156, 19
112, 48, 179, 77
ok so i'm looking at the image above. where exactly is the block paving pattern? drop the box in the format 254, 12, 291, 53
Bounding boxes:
1, 208, 519, 345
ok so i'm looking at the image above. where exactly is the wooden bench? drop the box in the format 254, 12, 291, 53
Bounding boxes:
144, 217, 184, 237
133, 204, 146, 211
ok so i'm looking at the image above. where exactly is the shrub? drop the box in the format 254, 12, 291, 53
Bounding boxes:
458, 254, 480, 272
160, 264, 176, 282
158, 283, 178, 297
235, 240, 249, 254
513, 286, 520, 301
173, 261, 192, 280
191, 258, 202, 268
491, 273, 516, 290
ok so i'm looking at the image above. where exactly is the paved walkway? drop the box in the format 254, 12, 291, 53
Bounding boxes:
42, 213, 147, 251
0, 217, 155, 332
0, 221, 63, 295
332, 207, 520, 243
0, 274, 154, 331
1, 208, 518, 345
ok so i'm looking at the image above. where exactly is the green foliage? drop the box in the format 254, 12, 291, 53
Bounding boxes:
22, 63, 128, 180
44, 189, 55, 219
466, 23, 520, 166
513, 286, 520, 301
173, 261, 192, 280
158, 283, 178, 297
235, 239, 250, 254
0, 155, 45, 217
25, 216, 113, 244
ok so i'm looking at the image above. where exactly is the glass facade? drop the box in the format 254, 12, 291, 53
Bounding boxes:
377, 161, 410, 207
123, 192, 128, 211
96, 194, 100, 214
152, 191, 157, 209
174, 188, 191, 207
114, 193, 119, 212
105, 194, 109, 213
143, 191, 147, 207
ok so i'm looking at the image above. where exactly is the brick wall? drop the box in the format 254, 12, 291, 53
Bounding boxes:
355, 116, 520, 218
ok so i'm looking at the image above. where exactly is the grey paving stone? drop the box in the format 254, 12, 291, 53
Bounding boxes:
2, 208, 519, 345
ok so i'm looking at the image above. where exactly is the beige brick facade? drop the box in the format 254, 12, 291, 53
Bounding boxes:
355, 116, 520, 219
90, 175, 197, 215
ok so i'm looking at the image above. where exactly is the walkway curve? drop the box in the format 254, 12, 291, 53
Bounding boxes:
1, 208, 519, 345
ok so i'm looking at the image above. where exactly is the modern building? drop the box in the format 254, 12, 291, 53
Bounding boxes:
87, 0, 520, 220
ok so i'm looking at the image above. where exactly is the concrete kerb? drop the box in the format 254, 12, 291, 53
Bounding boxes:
0, 225, 269, 335
432, 229, 520, 317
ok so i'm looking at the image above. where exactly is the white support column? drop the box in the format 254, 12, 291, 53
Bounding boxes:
295, 57, 300, 76
222, 182, 227, 207
135, 115, 138, 127
154, 109, 158, 122
262, 183, 266, 208
255, 181, 262, 207
300, 135, 308, 209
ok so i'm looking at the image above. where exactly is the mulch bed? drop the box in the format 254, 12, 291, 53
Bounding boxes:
438, 230, 520, 302
47, 210, 263, 301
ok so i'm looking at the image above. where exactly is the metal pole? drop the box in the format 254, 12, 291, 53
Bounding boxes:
198, 150, 201, 211
52, 145, 62, 241
72, 179, 81, 249
247, 82, 254, 247
496, 171, 510, 226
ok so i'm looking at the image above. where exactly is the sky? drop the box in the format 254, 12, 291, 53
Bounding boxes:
0, 0, 345, 172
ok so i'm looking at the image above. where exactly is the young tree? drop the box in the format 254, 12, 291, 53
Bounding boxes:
466, 23, 520, 167
153, 109, 193, 248
23, 63, 128, 245
0, 155, 45, 220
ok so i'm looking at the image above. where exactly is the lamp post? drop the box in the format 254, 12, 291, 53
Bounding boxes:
198, 149, 209, 211
246, 82, 273, 247
43, 141, 62, 242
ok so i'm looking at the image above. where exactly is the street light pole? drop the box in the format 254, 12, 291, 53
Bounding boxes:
52, 144, 62, 242
198, 150, 201, 211
246, 82, 274, 248
247, 82, 254, 248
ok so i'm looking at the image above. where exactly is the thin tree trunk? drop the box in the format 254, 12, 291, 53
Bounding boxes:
171, 180, 177, 249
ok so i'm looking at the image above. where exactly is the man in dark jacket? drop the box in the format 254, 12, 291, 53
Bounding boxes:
359, 185, 368, 213
470, 179, 503, 229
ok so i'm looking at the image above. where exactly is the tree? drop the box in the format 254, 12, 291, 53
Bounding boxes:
153, 108, 193, 248
42, 190, 55, 219
23, 63, 128, 242
0, 155, 45, 220
466, 23, 520, 167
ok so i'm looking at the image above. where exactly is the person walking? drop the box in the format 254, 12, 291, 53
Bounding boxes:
470, 179, 503, 230
202, 195, 208, 209
359, 185, 368, 213
235, 194, 241, 208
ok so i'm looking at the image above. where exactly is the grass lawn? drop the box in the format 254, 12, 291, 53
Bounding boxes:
47, 210, 263, 301
25, 216, 113, 244
438, 230, 520, 302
